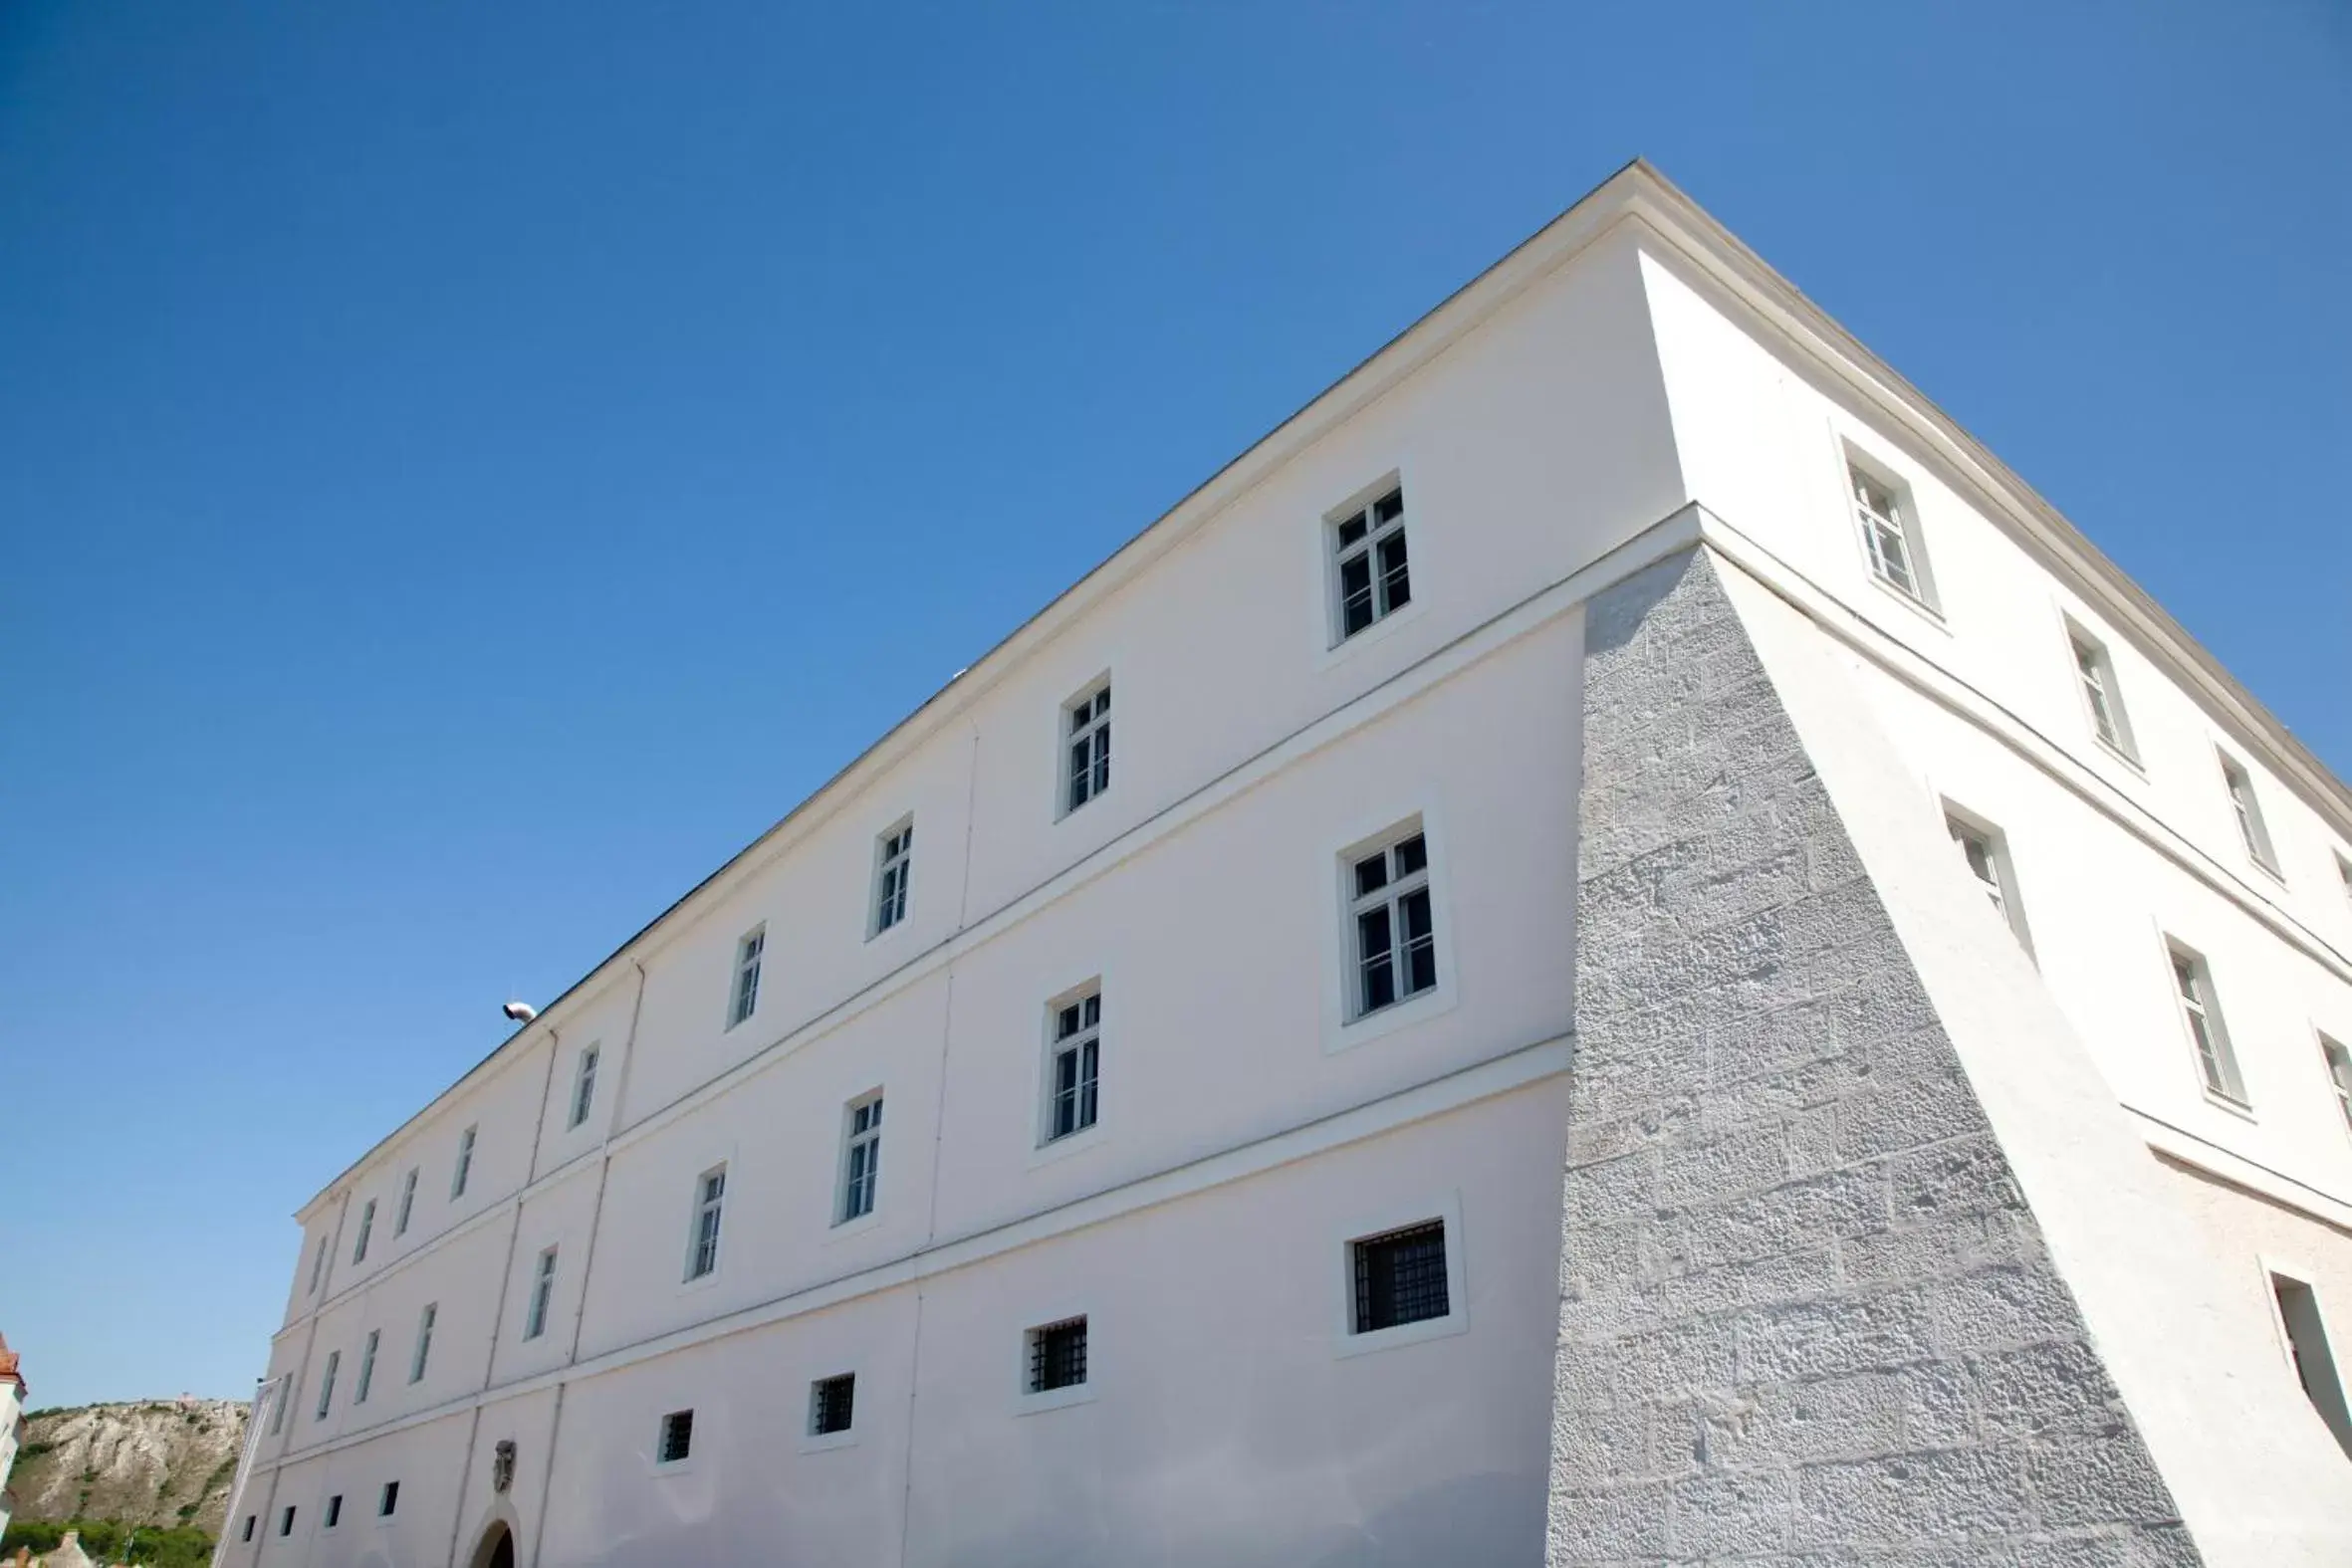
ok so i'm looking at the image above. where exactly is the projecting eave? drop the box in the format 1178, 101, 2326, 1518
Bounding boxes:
290, 157, 2351, 1221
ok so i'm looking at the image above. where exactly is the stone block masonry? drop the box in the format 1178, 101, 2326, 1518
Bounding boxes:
1549, 549, 2197, 1566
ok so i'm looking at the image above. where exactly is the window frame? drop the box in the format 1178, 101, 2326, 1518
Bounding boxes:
1842, 448, 1941, 617
377, 1480, 400, 1520
354, 1329, 377, 1405
869, 816, 914, 940
394, 1167, 418, 1237
2319, 1032, 2352, 1140
241, 1516, 256, 1544
279, 1505, 297, 1538
835, 1091, 884, 1228
408, 1302, 437, 1385
655, 1409, 697, 1470
352, 1199, 375, 1263
683, 1163, 728, 1282
727, 926, 765, 1030
1336, 816, 1446, 1031
451, 1124, 477, 1200
2218, 750, 2283, 879
314, 1350, 340, 1422
524, 1244, 559, 1341
2061, 615, 2140, 766
2263, 1261, 2352, 1459
1017, 1313, 1095, 1416
1321, 474, 1416, 651
1039, 981, 1103, 1150
325, 1494, 343, 1530
308, 1234, 329, 1296
569, 1044, 600, 1131
2165, 938, 2251, 1111
803, 1372, 858, 1454
1058, 676, 1112, 818
1942, 802, 2034, 958
1332, 1192, 1470, 1359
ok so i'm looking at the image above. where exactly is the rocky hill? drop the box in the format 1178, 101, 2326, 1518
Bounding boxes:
9, 1401, 248, 1535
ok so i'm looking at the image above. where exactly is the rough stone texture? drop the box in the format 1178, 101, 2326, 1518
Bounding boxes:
1547, 550, 2195, 1565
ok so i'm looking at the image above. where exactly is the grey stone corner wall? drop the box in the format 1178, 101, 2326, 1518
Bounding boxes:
1547, 548, 2196, 1566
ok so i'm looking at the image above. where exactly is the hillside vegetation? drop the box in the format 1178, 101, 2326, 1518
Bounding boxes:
7, 1400, 248, 1535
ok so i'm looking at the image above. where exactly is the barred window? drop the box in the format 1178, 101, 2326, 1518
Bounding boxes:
1063, 682, 1111, 813
1028, 1316, 1088, 1393
810, 1374, 855, 1437
1046, 990, 1100, 1143
1351, 1220, 1450, 1334
657, 1410, 694, 1464
1331, 486, 1409, 641
1348, 827, 1436, 1019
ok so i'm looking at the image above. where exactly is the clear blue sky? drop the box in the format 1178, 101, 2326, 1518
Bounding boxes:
3, 2, 2345, 1411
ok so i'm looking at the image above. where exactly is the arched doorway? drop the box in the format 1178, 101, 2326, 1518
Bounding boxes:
467, 1522, 516, 1568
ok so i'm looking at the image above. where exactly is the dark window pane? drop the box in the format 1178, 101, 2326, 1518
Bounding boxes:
1353, 1221, 1449, 1332
1032, 1319, 1087, 1391
1058, 1004, 1080, 1039
1336, 515, 1367, 548
1339, 555, 1374, 635
1393, 833, 1426, 877
1373, 489, 1404, 526
1402, 888, 1438, 995
1354, 852, 1389, 899
1377, 532, 1411, 612
1358, 906, 1395, 1013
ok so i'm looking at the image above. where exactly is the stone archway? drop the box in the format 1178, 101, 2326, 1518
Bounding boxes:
466, 1521, 516, 1568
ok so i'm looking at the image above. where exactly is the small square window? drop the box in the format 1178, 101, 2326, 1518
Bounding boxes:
657, 1409, 695, 1464
811, 1374, 855, 1437
325, 1494, 343, 1529
1329, 485, 1410, 643
569, 1044, 600, 1130
1027, 1316, 1088, 1394
2066, 622, 2137, 761
1346, 825, 1437, 1020
872, 820, 914, 936
1044, 988, 1101, 1144
2220, 753, 2281, 876
1351, 1220, 1451, 1334
729, 929, 765, 1028
2169, 943, 2249, 1107
1847, 460, 1936, 610
685, 1165, 727, 1280
1062, 681, 1111, 814
378, 1480, 399, 1517
838, 1094, 883, 1224
1945, 810, 2032, 955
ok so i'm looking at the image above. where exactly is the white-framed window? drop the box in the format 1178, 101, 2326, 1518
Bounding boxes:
810, 1373, 855, 1437
1026, 1316, 1088, 1395
728, 927, 765, 1028
1945, 809, 2032, 953
354, 1329, 377, 1405
569, 1044, 599, 1130
2168, 942, 2248, 1106
1061, 680, 1111, 814
2337, 853, 2352, 912
2220, 752, 2281, 876
2065, 621, 2137, 761
837, 1094, 883, 1224
1345, 823, 1437, 1021
409, 1302, 437, 1384
1043, 987, 1101, 1145
2270, 1270, 2352, 1458
685, 1165, 727, 1280
352, 1200, 375, 1263
1329, 484, 1410, 642
1847, 459, 1936, 609
1334, 1194, 1470, 1357
308, 1234, 328, 1296
451, 1124, 477, 1200
265, 1379, 287, 1436
524, 1245, 559, 1341
394, 1167, 418, 1236
315, 1350, 340, 1421
377, 1480, 400, 1518
325, 1494, 343, 1530
656, 1410, 695, 1465
2322, 1035, 2352, 1136
871, 819, 913, 936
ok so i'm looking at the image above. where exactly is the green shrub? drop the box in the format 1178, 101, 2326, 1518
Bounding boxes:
1, 1517, 217, 1568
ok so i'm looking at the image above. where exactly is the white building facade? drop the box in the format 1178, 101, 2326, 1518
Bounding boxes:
217, 163, 2352, 1568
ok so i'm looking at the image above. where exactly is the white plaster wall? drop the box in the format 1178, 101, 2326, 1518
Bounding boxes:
244, 1410, 473, 1568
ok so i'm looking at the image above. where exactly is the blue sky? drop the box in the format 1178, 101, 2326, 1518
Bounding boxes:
2, 2, 2345, 1411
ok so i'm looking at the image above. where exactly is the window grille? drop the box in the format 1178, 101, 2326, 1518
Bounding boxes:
1332, 487, 1409, 640
873, 822, 913, 934
1352, 1220, 1450, 1333
1048, 992, 1100, 1142
840, 1097, 882, 1222
811, 1374, 855, 1436
1028, 1317, 1088, 1393
658, 1410, 694, 1464
1349, 829, 1436, 1018
1064, 684, 1111, 812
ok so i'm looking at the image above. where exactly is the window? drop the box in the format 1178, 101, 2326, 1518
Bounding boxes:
2067, 624, 2136, 760
871, 820, 913, 935
810, 1374, 855, 1437
1330, 485, 1410, 641
354, 1329, 378, 1405
2169, 944, 2248, 1106
241, 1516, 256, 1544
2272, 1274, 2352, 1459
1347, 826, 1437, 1020
2323, 1036, 2352, 1135
685, 1165, 726, 1280
1062, 681, 1111, 813
2337, 853, 2352, 911
1848, 462, 1933, 607
729, 928, 765, 1028
352, 1200, 375, 1263
325, 1494, 343, 1529
409, 1302, 437, 1384
1045, 989, 1100, 1144
394, 1167, 418, 1236
266, 1380, 287, 1436
308, 1235, 328, 1295
315, 1350, 340, 1421
657, 1410, 695, 1464
1351, 1220, 1451, 1333
1027, 1317, 1088, 1394
378, 1480, 400, 1517
1945, 811, 2031, 951
569, 1045, 599, 1130
838, 1095, 882, 1224
451, 1124, 476, 1199
2220, 753, 2280, 875
280, 1506, 297, 1538
525, 1245, 559, 1340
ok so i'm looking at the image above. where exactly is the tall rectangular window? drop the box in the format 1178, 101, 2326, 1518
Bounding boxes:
1347, 825, 1437, 1020
308, 1235, 329, 1295
838, 1095, 882, 1223
872, 821, 913, 935
2323, 1036, 2352, 1135
1351, 1220, 1451, 1334
352, 1200, 375, 1263
1046, 989, 1101, 1143
378, 1481, 399, 1517
729, 928, 765, 1028
2067, 624, 2136, 759
811, 1373, 855, 1437
657, 1410, 695, 1464
354, 1329, 378, 1405
569, 1045, 599, 1130
394, 1167, 418, 1236
1027, 1317, 1088, 1394
1330, 485, 1409, 641
686, 1165, 726, 1280
2169, 944, 2248, 1106
2220, 754, 2281, 875
325, 1495, 343, 1529
241, 1517, 256, 1543
1062, 682, 1111, 813
409, 1302, 436, 1384
1849, 463, 1933, 607
2273, 1274, 2352, 1459
279, 1506, 296, 1538
315, 1350, 340, 1421
524, 1245, 559, 1341
266, 1379, 287, 1436
451, 1125, 477, 1199
1945, 812, 2031, 952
